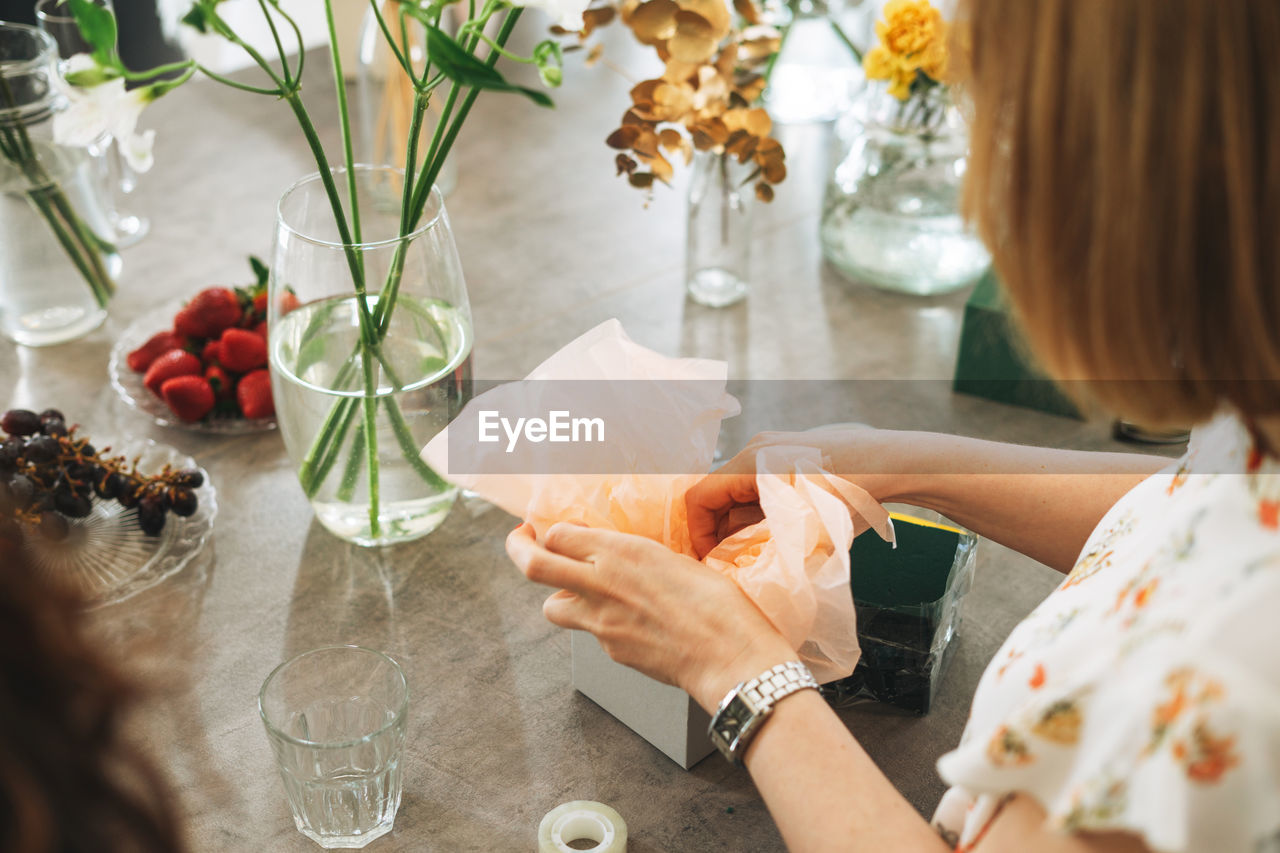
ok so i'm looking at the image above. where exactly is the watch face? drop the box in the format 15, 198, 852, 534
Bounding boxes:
713, 694, 752, 754
721, 696, 749, 733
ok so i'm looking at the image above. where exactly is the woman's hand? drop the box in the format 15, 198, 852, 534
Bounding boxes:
506, 522, 796, 711
685, 427, 899, 559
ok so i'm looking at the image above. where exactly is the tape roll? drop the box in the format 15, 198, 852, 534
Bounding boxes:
538, 800, 627, 853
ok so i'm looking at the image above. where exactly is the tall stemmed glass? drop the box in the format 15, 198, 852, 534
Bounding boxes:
34, 0, 149, 246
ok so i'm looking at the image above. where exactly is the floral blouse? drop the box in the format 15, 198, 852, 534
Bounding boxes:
932, 413, 1280, 853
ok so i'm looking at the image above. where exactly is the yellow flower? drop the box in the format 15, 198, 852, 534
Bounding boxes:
863, 45, 916, 100
876, 0, 946, 59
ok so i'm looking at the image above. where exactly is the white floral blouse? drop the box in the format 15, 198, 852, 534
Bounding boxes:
931, 413, 1280, 853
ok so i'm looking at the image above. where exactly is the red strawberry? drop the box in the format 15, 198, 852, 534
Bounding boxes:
236, 369, 274, 419
126, 330, 185, 373
279, 291, 301, 315
252, 291, 269, 320
174, 287, 241, 339
160, 375, 215, 422
204, 364, 234, 401
143, 349, 202, 396
218, 327, 267, 373
252, 320, 268, 341
201, 339, 221, 366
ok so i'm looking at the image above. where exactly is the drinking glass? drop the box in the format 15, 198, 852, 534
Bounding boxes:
34, 0, 149, 246
259, 646, 409, 849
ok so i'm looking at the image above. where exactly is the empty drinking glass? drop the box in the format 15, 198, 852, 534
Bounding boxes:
259, 646, 409, 849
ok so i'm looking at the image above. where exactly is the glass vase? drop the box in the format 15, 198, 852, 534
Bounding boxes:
0, 23, 119, 346
685, 150, 753, 308
819, 86, 991, 296
763, 0, 865, 125
269, 166, 473, 547
356, 5, 458, 198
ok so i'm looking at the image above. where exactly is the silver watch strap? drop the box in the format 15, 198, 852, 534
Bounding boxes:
741, 661, 819, 710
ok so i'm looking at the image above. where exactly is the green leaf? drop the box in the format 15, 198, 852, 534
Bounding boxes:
181, 4, 210, 34
249, 255, 270, 287
423, 24, 554, 108
68, 0, 118, 66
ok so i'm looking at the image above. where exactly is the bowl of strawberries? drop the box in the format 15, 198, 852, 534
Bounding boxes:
109, 258, 288, 433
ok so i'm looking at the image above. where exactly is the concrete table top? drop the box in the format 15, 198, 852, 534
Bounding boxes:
0, 28, 1177, 852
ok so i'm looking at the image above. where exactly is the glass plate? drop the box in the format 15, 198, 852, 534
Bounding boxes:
108, 298, 276, 434
19, 439, 218, 608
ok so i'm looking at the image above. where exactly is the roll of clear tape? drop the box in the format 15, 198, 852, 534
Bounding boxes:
538, 800, 627, 853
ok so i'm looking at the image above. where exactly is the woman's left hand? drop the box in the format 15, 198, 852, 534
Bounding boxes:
505, 522, 796, 712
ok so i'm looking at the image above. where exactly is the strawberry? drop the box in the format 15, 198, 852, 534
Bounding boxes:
143, 349, 202, 396
127, 330, 186, 373
204, 364, 235, 401
252, 320, 268, 341
279, 291, 301, 315
236, 369, 274, 419
161, 375, 216, 422
252, 291, 269, 321
174, 287, 241, 339
218, 327, 267, 373
201, 339, 221, 366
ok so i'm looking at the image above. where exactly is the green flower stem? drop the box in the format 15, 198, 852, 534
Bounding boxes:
336, 416, 366, 503
384, 395, 450, 491
369, 0, 413, 79
324, 0, 362, 250
300, 395, 359, 498
258, 0, 292, 86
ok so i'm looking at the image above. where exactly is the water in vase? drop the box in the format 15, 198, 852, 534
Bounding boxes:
270, 294, 472, 546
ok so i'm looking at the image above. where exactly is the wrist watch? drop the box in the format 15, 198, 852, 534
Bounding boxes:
707, 660, 819, 765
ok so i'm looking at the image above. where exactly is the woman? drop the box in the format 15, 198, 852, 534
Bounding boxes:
0, 533, 186, 852
507, 1, 1279, 851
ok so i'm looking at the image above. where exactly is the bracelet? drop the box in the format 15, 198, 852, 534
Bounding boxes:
707, 661, 819, 765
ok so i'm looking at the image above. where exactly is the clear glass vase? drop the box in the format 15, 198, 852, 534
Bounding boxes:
686, 151, 753, 308
356, 5, 458, 197
269, 166, 473, 547
0, 23, 119, 346
819, 86, 991, 296
763, 0, 865, 125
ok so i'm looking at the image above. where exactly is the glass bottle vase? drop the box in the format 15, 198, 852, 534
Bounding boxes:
0, 23, 119, 346
819, 86, 991, 296
269, 166, 473, 547
356, 5, 458, 198
685, 150, 754, 308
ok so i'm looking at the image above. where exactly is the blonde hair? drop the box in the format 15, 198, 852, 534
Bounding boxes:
961, 0, 1280, 427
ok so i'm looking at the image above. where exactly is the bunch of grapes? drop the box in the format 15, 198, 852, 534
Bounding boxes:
0, 408, 203, 547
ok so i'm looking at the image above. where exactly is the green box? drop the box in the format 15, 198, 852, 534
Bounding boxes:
821, 514, 976, 715
952, 270, 1083, 419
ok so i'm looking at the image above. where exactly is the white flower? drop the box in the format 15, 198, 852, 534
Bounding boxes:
509, 0, 591, 33
52, 55, 157, 173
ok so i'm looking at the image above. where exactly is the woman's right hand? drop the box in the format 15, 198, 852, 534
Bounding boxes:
686, 427, 896, 559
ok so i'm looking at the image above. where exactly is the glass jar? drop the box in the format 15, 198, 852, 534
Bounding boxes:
685, 150, 753, 308
356, 5, 458, 198
0, 23, 118, 347
819, 85, 990, 296
269, 166, 472, 547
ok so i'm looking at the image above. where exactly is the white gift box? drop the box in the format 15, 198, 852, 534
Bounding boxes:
571, 631, 715, 769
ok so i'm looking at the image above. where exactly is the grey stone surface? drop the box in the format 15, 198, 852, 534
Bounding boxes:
0, 31, 1180, 852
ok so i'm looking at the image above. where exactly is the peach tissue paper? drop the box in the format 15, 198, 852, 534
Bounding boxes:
422, 319, 895, 683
